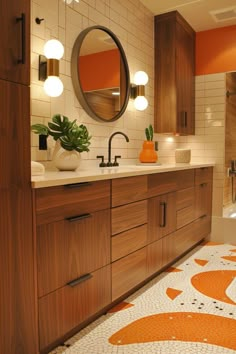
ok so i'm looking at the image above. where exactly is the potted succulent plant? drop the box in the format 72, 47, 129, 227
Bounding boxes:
139, 124, 158, 163
31, 114, 91, 170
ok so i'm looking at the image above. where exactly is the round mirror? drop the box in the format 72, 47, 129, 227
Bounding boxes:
71, 26, 130, 122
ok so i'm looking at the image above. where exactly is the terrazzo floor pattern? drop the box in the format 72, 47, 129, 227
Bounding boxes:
50, 242, 236, 354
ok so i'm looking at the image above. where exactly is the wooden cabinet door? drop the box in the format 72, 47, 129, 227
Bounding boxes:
37, 209, 111, 297
195, 182, 212, 219
176, 21, 195, 135
0, 79, 31, 189
0, 0, 30, 84
0, 79, 36, 354
148, 192, 176, 242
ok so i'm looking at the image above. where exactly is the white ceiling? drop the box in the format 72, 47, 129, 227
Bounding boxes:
139, 0, 236, 31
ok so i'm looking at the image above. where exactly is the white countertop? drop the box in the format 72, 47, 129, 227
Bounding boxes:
31, 162, 214, 188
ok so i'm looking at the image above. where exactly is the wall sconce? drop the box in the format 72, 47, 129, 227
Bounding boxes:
39, 39, 64, 97
130, 71, 149, 111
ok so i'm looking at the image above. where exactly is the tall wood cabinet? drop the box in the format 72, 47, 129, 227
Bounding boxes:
0, 1, 37, 353
154, 11, 195, 135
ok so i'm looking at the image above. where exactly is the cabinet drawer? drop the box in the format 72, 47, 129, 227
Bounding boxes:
176, 187, 194, 210
35, 180, 110, 225
112, 247, 146, 301
112, 200, 147, 235
148, 172, 177, 197
148, 170, 194, 197
177, 205, 195, 229
37, 209, 110, 297
38, 265, 111, 351
175, 169, 194, 190
195, 167, 213, 185
112, 225, 147, 262
112, 175, 147, 207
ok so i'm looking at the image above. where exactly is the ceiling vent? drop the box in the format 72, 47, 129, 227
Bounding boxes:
210, 6, 236, 22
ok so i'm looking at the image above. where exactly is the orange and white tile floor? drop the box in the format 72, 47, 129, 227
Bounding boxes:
51, 242, 236, 354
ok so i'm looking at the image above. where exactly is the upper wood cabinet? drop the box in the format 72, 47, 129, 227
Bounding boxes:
0, 0, 30, 85
154, 11, 195, 135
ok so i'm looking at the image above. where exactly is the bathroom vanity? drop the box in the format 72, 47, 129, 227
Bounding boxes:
32, 163, 213, 353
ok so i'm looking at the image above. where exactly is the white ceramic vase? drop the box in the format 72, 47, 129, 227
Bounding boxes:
52, 140, 81, 171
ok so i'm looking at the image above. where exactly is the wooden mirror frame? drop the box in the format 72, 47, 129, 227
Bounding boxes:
71, 25, 130, 122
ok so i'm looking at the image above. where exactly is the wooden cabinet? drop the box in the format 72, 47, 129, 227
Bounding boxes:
0, 1, 37, 353
34, 181, 111, 352
0, 0, 30, 85
154, 11, 195, 135
33, 167, 213, 352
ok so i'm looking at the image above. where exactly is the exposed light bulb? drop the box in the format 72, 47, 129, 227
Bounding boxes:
63, 0, 79, 4
44, 76, 64, 97
134, 71, 149, 85
44, 39, 64, 59
134, 96, 148, 111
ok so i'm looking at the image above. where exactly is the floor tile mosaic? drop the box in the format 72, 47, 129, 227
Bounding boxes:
50, 242, 236, 354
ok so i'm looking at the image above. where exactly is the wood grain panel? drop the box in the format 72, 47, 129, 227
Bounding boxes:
195, 167, 213, 185
35, 180, 110, 225
195, 182, 212, 219
112, 225, 147, 262
112, 200, 147, 235
0, 0, 30, 85
148, 192, 176, 242
147, 239, 163, 277
39, 265, 111, 351
176, 186, 194, 210
162, 222, 198, 266
37, 209, 110, 297
112, 175, 147, 207
194, 215, 211, 242
177, 205, 195, 229
175, 169, 194, 190
154, 11, 195, 135
225, 72, 236, 205
148, 172, 177, 197
112, 248, 146, 301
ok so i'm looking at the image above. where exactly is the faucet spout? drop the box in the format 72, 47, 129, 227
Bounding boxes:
107, 131, 129, 166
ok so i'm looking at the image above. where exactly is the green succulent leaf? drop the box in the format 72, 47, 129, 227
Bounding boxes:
145, 124, 154, 141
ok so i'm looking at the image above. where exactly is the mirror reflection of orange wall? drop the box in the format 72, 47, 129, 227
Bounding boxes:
79, 48, 120, 91
196, 25, 236, 75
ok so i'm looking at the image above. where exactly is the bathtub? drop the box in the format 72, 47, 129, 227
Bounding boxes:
223, 203, 236, 218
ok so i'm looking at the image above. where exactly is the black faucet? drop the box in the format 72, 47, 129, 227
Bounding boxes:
107, 132, 129, 167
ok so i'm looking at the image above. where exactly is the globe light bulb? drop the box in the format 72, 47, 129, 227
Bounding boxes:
134, 96, 148, 111
44, 39, 64, 60
63, 0, 79, 3
44, 76, 64, 97
134, 71, 149, 85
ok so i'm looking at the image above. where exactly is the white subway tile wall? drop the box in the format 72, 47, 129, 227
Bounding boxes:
30, 1, 227, 222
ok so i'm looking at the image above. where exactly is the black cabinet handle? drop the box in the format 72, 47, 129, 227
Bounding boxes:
200, 183, 207, 187
64, 182, 92, 189
200, 214, 207, 219
160, 202, 166, 227
65, 213, 91, 222
67, 273, 92, 287
182, 111, 187, 127
16, 13, 26, 64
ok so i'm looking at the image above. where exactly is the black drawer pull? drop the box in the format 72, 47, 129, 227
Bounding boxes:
200, 183, 207, 187
66, 213, 91, 222
67, 273, 93, 287
64, 182, 92, 189
16, 13, 26, 64
160, 202, 166, 228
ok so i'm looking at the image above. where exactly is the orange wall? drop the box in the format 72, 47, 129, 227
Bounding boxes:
79, 49, 120, 91
196, 25, 236, 75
